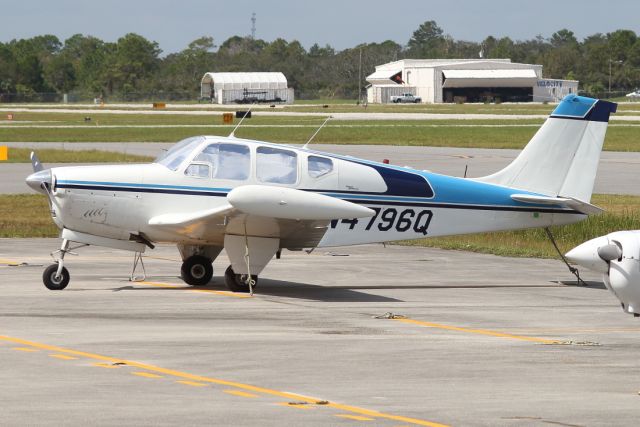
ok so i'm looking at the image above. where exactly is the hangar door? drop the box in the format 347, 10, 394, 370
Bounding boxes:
441, 69, 538, 103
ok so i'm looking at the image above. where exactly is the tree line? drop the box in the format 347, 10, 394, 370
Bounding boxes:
1, 21, 639, 101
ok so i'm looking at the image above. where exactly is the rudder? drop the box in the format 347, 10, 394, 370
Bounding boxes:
475, 95, 617, 202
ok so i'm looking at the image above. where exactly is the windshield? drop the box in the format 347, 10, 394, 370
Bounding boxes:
155, 136, 205, 170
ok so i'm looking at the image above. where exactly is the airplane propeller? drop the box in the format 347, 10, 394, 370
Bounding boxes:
25, 151, 54, 199
597, 243, 623, 262
567, 232, 640, 317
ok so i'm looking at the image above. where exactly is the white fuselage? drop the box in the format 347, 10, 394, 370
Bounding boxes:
47, 136, 585, 250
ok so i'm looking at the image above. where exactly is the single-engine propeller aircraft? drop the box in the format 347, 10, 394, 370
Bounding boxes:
566, 231, 640, 317
26, 94, 616, 293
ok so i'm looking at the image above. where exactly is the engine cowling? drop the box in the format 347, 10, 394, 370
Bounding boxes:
566, 231, 640, 317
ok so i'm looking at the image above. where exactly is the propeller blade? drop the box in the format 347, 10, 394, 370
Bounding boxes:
30, 152, 43, 172
597, 243, 623, 262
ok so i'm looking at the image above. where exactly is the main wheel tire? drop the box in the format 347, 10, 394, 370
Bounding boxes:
43, 264, 70, 290
224, 265, 258, 293
180, 256, 213, 286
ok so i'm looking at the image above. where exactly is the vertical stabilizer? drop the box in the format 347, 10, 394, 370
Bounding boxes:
475, 95, 617, 201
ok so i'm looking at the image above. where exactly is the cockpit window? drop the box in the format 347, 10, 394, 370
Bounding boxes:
308, 156, 333, 178
185, 163, 210, 178
257, 146, 297, 184
155, 136, 204, 170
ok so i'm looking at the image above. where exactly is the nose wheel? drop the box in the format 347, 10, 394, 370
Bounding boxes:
180, 256, 213, 286
42, 238, 81, 290
43, 264, 70, 290
224, 265, 258, 293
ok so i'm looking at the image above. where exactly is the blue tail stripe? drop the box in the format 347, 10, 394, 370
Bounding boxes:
550, 94, 617, 122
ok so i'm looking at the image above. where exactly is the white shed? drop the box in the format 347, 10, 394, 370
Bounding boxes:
200, 72, 293, 104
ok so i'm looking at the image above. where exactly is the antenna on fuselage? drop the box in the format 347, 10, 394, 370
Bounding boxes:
228, 105, 254, 138
302, 116, 332, 150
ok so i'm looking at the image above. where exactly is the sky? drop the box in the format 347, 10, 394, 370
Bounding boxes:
2, 0, 639, 54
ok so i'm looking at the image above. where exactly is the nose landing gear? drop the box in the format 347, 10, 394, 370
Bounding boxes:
42, 239, 85, 290
42, 264, 70, 290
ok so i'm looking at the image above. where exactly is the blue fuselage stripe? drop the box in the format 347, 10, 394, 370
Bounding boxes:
56, 181, 579, 215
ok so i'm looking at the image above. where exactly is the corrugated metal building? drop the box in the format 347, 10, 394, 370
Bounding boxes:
200, 72, 294, 104
366, 59, 577, 103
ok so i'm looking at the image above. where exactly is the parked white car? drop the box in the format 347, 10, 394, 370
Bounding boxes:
625, 90, 640, 98
390, 93, 422, 103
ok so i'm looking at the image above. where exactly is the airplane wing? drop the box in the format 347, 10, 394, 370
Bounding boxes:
510, 194, 603, 215
147, 185, 375, 248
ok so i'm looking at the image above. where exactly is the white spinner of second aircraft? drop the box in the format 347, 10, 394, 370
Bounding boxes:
26, 94, 617, 293
566, 231, 640, 317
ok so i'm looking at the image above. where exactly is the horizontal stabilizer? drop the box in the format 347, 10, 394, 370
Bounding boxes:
511, 194, 603, 215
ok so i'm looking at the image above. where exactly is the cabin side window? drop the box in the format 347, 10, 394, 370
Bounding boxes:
308, 156, 333, 178
216, 144, 250, 180
190, 143, 250, 181
256, 146, 298, 184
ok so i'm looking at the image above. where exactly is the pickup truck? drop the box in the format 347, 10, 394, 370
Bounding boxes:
390, 93, 421, 103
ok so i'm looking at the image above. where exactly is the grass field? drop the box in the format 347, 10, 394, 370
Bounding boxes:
2, 122, 639, 151
1, 107, 638, 150
1, 111, 552, 125
3, 147, 152, 163
2, 194, 639, 261
4, 99, 639, 113
0, 195, 59, 237
402, 194, 640, 258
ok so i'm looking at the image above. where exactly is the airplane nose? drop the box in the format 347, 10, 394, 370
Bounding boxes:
25, 169, 52, 193
565, 236, 611, 274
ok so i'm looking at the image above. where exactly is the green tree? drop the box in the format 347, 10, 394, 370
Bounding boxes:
109, 33, 161, 94
407, 20, 446, 57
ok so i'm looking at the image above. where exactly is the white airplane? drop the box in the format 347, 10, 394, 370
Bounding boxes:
26, 94, 617, 293
566, 231, 640, 317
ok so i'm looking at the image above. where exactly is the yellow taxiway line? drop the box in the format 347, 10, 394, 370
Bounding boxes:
176, 380, 208, 387
132, 371, 163, 379
224, 389, 259, 398
12, 347, 39, 352
394, 318, 560, 344
93, 362, 120, 369
50, 353, 78, 360
277, 402, 316, 410
0, 334, 448, 427
336, 413, 375, 421
139, 281, 252, 299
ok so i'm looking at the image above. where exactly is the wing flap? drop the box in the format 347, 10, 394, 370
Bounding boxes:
149, 204, 234, 227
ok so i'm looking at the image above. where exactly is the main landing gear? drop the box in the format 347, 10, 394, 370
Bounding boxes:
179, 257, 257, 292
180, 255, 214, 286
224, 265, 258, 293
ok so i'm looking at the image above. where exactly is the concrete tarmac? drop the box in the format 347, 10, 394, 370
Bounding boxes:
3, 142, 640, 195
1, 239, 640, 426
